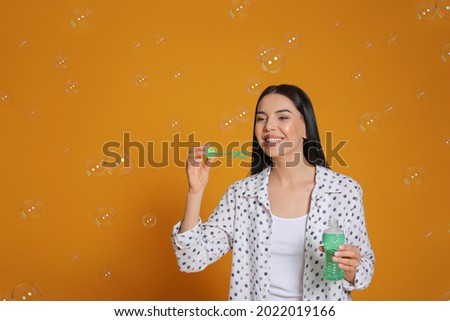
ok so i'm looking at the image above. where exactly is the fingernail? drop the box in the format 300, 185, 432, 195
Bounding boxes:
339, 245, 344, 250
334, 251, 340, 257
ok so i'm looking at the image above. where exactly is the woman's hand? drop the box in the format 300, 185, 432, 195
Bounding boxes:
319, 244, 362, 284
186, 145, 216, 194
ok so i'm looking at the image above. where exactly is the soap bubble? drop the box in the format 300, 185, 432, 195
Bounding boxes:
168, 117, 182, 131
12, 282, 41, 301
71, 253, 80, 263
0, 292, 11, 301
170, 69, 184, 81
19, 39, 29, 48
443, 290, 450, 300
85, 159, 105, 178
135, 71, 148, 87
358, 112, 381, 133
416, 88, 427, 99
352, 70, 364, 82
94, 207, 116, 227
284, 32, 300, 49
70, 8, 92, 28
442, 136, 450, 148
29, 108, 39, 119
333, 20, 342, 29
0, 91, 10, 104
424, 230, 433, 238
402, 165, 425, 187
384, 103, 395, 114
142, 214, 157, 227
416, 2, 436, 21
234, 106, 250, 123
246, 78, 262, 95
259, 48, 285, 74
436, 0, 450, 19
387, 33, 399, 45
440, 43, 450, 62
55, 55, 68, 69
256, 45, 269, 61
20, 200, 42, 220
62, 146, 71, 155
105, 152, 134, 177
133, 42, 143, 50
228, 0, 250, 18
365, 41, 375, 50
66, 79, 79, 94
220, 114, 236, 132
155, 33, 167, 45
101, 267, 114, 281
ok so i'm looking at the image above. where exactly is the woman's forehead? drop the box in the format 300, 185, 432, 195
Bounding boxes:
257, 94, 297, 112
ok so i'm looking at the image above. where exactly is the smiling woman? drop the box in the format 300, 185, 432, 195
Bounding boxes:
171, 84, 375, 301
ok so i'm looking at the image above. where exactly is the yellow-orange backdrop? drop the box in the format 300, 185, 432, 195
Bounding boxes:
0, 0, 449, 300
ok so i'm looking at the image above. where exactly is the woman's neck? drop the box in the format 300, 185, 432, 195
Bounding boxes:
270, 157, 316, 187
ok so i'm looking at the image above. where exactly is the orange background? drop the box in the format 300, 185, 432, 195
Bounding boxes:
0, 0, 449, 300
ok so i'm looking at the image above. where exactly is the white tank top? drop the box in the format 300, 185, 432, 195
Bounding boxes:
267, 213, 308, 301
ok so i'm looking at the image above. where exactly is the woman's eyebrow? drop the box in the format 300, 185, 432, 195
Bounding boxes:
256, 109, 293, 115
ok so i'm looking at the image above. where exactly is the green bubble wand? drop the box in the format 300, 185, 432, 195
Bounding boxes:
206, 147, 249, 158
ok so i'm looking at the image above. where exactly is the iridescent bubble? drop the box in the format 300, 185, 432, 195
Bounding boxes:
65, 79, 79, 94
384, 103, 395, 114
170, 69, 184, 81
0, 91, 11, 104
155, 34, 167, 45
85, 159, 105, 178
440, 43, 450, 62
246, 78, 262, 95
70, 8, 92, 28
284, 32, 300, 49
358, 112, 381, 133
417, 2, 436, 21
234, 106, 250, 123
94, 207, 116, 227
101, 267, 114, 281
12, 282, 41, 301
259, 48, 285, 74
220, 114, 236, 132
0, 292, 11, 301
387, 33, 399, 45
436, 0, 450, 19
168, 117, 182, 131
105, 152, 134, 177
142, 214, 157, 227
402, 165, 425, 187
135, 71, 148, 87
228, 0, 250, 18
416, 88, 427, 99
352, 70, 364, 82
20, 199, 42, 220
55, 55, 68, 69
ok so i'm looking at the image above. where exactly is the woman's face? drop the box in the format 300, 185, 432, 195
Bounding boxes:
254, 93, 306, 160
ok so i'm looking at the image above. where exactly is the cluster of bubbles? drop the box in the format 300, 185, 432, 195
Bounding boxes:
416, 0, 450, 21
220, 106, 250, 132
85, 152, 135, 178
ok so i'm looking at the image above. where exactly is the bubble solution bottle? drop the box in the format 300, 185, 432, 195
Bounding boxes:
322, 218, 346, 281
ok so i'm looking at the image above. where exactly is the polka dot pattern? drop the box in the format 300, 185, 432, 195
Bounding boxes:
171, 165, 375, 300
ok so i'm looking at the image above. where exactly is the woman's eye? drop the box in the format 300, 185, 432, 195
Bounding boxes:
279, 116, 289, 120
256, 117, 265, 122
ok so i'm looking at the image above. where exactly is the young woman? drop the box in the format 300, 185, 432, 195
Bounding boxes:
171, 84, 375, 301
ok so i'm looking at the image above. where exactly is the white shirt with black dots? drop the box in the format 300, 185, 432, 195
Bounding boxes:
171, 165, 375, 301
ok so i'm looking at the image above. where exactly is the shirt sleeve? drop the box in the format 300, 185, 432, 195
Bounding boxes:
342, 183, 375, 292
171, 184, 236, 273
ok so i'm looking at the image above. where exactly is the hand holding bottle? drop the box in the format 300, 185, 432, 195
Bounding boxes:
319, 244, 362, 284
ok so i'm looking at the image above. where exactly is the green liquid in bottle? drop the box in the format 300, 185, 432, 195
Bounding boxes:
322, 219, 346, 281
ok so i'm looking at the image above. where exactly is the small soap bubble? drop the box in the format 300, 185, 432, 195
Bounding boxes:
135, 71, 148, 87
416, 88, 427, 99
424, 230, 433, 238
12, 282, 41, 301
168, 117, 182, 131
85, 159, 105, 178
228, 0, 250, 18
0, 293, 11, 301
333, 20, 342, 29
19, 39, 29, 48
443, 290, 450, 300
352, 70, 364, 82
0, 91, 11, 104
65, 79, 79, 94
155, 34, 167, 45
142, 214, 157, 227
101, 267, 114, 281
365, 41, 375, 50
402, 165, 425, 187
220, 114, 236, 132
62, 146, 71, 155
387, 34, 399, 45
440, 43, 450, 62
436, 0, 450, 19
358, 112, 381, 133
105, 153, 133, 177
133, 42, 143, 50
55, 55, 68, 69
284, 32, 300, 49
29, 108, 39, 119
71, 253, 80, 263
417, 2, 436, 21
259, 48, 285, 74
234, 106, 250, 123
384, 103, 395, 114
256, 45, 269, 61
20, 199, 42, 220
170, 69, 184, 81
70, 8, 92, 28
246, 78, 262, 95
94, 207, 116, 227
442, 136, 450, 148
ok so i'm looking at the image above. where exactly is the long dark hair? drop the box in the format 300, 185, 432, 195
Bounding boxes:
250, 84, 329, 175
